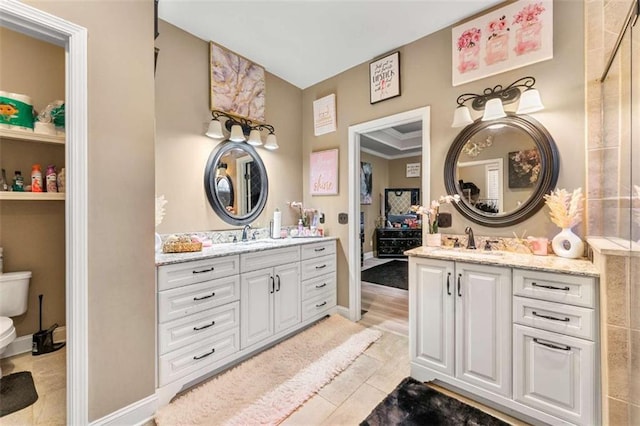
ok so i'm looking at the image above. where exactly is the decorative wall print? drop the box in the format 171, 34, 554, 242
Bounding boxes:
313, 94, 337, 136
508, 148, 541, 188
210, 41, 265, 122
452, 0, 553, 86
360, 162, 373, 204
369, 51, 401, 104
310, 149, 339, 195
406, 163, 421, 178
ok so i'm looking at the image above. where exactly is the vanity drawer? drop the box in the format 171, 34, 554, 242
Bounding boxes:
301, 240, 336, 260
158, 327, 239, 386
302, 289, 336, 321
301, 254, 336, 281
301, 271, 336, 301
158, 301, 240, 355
158, 255, 240, 291
513, 296, 595, 340
513, 269, 596, 308
240, 246, 300, 273
158, 275, 240, 323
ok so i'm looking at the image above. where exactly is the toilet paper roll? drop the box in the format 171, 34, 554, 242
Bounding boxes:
272, 210, 281, 239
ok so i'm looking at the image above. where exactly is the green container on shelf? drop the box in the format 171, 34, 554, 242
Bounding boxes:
0, 91, 34, 130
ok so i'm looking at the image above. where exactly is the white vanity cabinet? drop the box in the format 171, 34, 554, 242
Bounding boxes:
300, 240, 337, 321
240, 246, 301, 349
410, 258, 512, 397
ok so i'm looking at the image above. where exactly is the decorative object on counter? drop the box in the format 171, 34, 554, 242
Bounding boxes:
271, 208, 281, 239
412, 195, 460, 247
12, 171, 24, 192
45, 165, 57, 193
527, 236, 548, 255
544, 187, 584, 259
162, 234, 202, 253
0, 91, 34, 131
56, 168, 65, 193
30, 164, 43, 193
369, 51, 401, 104
288, 201, 317, 228
155, 195, 168, 252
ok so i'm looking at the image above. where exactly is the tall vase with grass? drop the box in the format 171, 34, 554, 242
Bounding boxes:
413, 194, 460, 247
544, 188, 584, 259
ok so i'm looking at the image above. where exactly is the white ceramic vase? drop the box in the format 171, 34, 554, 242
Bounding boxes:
551, 227, 584, 259
425, 233, 442, 247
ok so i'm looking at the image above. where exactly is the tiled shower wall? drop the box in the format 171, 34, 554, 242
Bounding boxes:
586, 0, 640, 424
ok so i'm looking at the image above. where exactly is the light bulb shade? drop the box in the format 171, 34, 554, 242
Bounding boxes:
482, 98, 507, 121
247, 129, 263, 146
451, 106, 473, 128
264, 133, 279, 150
229, 124, 246, 142
516, 89, 544, 114
205, 119, 224, 139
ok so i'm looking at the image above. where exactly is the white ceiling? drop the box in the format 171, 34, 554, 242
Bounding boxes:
158, 0, 503, 89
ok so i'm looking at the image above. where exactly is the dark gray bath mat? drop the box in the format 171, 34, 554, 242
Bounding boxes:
361, 260, 408, 290
0, 371, 38, 417
361, 377, 509, 426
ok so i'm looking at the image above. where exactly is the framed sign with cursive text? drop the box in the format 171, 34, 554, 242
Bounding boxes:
310, 149, 339, 195
369, 51, 400, 104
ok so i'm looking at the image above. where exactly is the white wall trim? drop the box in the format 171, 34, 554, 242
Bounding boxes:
348, 107, 431, 322
0, 2, 89, 424
1, 326, 67, 359
89, 394, 158, 426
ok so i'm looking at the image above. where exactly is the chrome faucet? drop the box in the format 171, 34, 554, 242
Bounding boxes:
241, 224, 251, 242
465, 226, 476, 249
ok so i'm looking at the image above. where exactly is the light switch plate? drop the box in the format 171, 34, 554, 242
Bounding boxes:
338, 213, 348, 224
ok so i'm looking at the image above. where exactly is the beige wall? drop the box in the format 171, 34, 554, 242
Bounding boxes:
155, 21, 303, 234
21, 1, 157, 421
389, 155, 422, 189
302, 0, 585, 306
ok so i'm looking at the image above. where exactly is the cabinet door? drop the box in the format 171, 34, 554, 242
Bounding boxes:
274, 263, 301, 333
410, 258, 455, 377
513, 324, 595, 425
240, 269, 274, 348
455, 262, 512, 397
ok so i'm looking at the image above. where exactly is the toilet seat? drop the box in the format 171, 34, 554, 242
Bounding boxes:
0, 316, 16, 347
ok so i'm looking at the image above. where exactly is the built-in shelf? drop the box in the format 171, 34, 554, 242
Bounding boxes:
0, 128, 65, 145
0, 192, 65, 201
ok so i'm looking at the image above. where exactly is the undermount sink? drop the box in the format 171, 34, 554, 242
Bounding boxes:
431, 248, 505, 258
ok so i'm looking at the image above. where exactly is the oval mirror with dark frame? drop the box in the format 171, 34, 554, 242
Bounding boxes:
444, 114, 559, 227
204, 141, 269, 226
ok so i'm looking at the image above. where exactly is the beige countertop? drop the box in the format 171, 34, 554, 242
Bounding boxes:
405, 246, 600, 277
155, 236, 338, 267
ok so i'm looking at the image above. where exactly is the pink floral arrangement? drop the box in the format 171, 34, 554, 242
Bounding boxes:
511, 149, 541, 184
411, 195, 460, 234
457, 27, 481, 50
513, 2, 545, 27
487, 15, 509, 40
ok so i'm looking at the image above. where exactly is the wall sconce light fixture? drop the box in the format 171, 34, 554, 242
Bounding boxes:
451, 76, 544, 128
206, 110, 279, 150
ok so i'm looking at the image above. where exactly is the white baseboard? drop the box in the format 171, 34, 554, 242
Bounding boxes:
1, 326, 67, 359
336, 305, 350, 318
90, 394, 158, 426
364, 251, 374, 260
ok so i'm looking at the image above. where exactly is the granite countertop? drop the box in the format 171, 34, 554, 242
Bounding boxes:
155, 236, 338, 266
405, 246, 600, 277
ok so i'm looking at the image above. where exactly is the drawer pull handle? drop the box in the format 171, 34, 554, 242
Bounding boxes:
270, 276, 275, 294
316, 301, 327, 308
446, 273, 452, 296
532, 282, 570, 291
315, 283, 327, 289
193, 292, 215, 301
533, 338, 571, 351
276, 275, 281, 292
315, 264, 327, 270
457, 274, 462, 297
532, 311, 570, 322
193, 320, 216, 331
314, 247, 326, 252
192, 267, 214, 274
193, 348, 216, 360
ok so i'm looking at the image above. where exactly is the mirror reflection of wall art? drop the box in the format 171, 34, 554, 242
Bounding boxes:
360, 162, 373, 205
310, 149, 339, 195
369, 51, 401, 104
210, 41, 265, 122
508, 148, 541, 188
452, 0, 553, 86
406, 163, 420, 178
313, 94, 337, 136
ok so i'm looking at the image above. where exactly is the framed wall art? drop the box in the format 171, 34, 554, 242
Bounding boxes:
508, 148, 541, 188
369, 51, 400, 104
360, 162, 373, 204
310, 149, 339, 195
313, 94, 337, 136
406, 162, 420, 178
452, 0, 553, 86
210, 41, 265, 122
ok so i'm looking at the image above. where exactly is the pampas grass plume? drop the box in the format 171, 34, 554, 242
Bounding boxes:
544, 188, 583, 229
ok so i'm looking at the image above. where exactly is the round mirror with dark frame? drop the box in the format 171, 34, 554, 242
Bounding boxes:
204, 140, 269, 226
444, 114, 559, 227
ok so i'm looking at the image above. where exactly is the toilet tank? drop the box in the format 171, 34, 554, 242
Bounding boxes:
0, 271, 32, 316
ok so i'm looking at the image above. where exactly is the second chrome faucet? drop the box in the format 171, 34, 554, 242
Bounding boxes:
465, 226, 476, 249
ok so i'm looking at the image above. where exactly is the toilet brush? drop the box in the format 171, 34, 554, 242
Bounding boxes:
32, 294, 65, 356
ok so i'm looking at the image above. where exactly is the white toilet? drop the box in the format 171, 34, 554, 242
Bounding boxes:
0, 271, 31, 376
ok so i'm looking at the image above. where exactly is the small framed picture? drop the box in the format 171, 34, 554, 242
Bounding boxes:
406, 163, 420, 178
369, 51, 401, 104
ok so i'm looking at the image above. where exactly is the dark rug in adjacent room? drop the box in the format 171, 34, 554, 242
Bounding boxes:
0, 371, 39, 417
361, 260, 408, 290
361, 377, 509, 426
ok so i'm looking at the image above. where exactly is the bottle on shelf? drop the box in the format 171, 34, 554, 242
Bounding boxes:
0, 169, 7, 191
12, 170, 24, 192
45, 165, 57, 193
31, 164, 43, 192
57, 168, 65, 193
